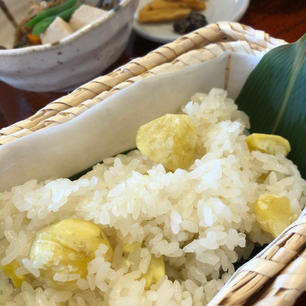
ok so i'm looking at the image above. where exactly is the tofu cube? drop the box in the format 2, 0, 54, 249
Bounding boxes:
41, 17, 73, 44
69, 4, 107, 31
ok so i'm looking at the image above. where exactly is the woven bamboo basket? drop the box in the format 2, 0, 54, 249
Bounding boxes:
1, 22, 305, 306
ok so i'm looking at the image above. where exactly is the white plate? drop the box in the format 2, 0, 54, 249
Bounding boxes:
133, 0, 250, 43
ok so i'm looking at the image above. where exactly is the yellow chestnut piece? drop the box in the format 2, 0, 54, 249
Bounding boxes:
143, 256, 165, 289
246, 133, 290, 156
122, 242, 140, 254
254, 194, 296, 238
2, 260, 26, 288
29, 219, 113, 288
136, 114, 197, 171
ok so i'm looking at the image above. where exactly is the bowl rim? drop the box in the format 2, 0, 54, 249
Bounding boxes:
0, 0, 133, 56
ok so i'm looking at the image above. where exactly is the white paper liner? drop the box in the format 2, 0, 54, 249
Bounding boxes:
0, 51, 262, 191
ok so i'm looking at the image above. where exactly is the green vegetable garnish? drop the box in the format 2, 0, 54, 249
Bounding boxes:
236, 33, 306, 176
32, 6, 78, 35
26, 0, 77, 27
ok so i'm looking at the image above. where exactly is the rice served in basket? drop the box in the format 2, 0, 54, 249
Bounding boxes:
0, 88, 305, 306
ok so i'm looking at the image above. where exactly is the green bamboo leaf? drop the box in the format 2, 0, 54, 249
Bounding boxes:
236, 33, 306, 177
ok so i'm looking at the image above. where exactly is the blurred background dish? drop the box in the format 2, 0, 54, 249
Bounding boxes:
0, 0, 137, 92
133, 0, 250, 43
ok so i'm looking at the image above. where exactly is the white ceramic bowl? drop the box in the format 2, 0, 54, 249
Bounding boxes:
0, 0, 137, 92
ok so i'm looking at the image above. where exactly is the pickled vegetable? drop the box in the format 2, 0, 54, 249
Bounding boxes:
173, 12, 207, 35
246, 133, 291, 156
29, 219, 113, 288
254, 194, 296, 237
136, 114, 197, 171
143, 256, 165, 289
2, 260, 26, 288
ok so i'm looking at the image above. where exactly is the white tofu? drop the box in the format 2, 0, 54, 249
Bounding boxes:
69, 4, 107, 31
41, 17, 73, 45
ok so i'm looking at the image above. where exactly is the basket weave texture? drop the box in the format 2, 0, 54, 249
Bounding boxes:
1, 22, 305, 306
0, 22, 283, 145
208, 212, 306, 306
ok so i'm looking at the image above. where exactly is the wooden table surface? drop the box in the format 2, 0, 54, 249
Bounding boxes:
0, 0, 305, 304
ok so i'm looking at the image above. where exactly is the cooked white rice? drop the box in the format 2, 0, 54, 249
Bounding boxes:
0, 88, 305, 306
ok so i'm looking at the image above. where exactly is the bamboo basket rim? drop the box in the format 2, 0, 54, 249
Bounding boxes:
1, 22, 305, 306
0, 22, 285, 145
